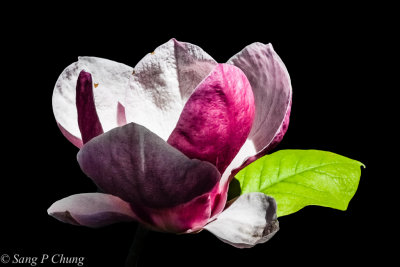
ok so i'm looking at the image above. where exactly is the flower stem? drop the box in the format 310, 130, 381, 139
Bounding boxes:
125, 224, 149, 267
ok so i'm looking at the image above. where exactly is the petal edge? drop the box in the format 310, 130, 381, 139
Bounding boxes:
47, 193, 137, 228
125, 38, 217, 141
224, 43, 292, 181
168, 63, 255, 174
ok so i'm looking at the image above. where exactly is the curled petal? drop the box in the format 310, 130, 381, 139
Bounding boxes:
53, 57, 133, 146
57, 122, 83, 148
225, 43, 292, 180
47, 193, 137, 228
168, 64, 255, 174
125, 38, 217, 141
77, 123, 221, 232
265, 100, 291, 152
204, 193, 279, 248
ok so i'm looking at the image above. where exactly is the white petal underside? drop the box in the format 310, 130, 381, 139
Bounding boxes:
125, 38, 217, 140
47, 193, 137, 228
204, 192, 279, 248
222, 43, 292, 181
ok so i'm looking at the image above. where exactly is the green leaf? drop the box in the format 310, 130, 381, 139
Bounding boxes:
235, 150, 364, 217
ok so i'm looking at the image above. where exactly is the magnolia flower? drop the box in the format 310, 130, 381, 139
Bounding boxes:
48, 38, 292, 248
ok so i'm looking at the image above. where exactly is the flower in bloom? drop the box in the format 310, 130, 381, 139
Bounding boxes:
48, 38, 292, 248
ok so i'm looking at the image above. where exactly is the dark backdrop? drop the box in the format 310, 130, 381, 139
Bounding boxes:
1, 9, 390, 267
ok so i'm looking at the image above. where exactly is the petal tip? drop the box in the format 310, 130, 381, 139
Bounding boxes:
77, 69, 91, 80
171, 37, 186, 49
47, 204, 80, 226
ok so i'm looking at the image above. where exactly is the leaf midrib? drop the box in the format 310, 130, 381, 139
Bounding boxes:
258, 161, 359, 193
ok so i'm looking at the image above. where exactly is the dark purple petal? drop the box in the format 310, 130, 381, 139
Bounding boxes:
117, 101, 127, 126
167, 64, 255, 174
77, 122, 221, 213
227, 43, 292, 154
47, 193, 137, 228
76, 70, 104, 144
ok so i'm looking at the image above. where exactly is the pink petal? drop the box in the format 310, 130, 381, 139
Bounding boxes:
53, 57, 133, 145
57, 122, 83, 149
173, 38, 218, 101
228, 43, 292, 152
117, 101, 127, 126
209, 178, 230, 219
77, 123, 222, 232
47, 193, 137, 228
264, 99, 291, 153
223, 43, 292, 181
76, 70, 104, 144
167, 64, 255, 174
125, 38, 217, 141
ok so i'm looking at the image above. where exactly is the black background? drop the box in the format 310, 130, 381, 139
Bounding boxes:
1, 7, 392, 267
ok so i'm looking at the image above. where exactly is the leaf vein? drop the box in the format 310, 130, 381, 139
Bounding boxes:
259, 162, 359, 192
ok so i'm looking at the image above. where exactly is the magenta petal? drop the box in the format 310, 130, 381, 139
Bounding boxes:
47, 193, 137, 228
76, 70, 104, 144
77, 123, 221, 231
139, 182, 220, 233
227, 43, 292, 155
167, 64, 255, 174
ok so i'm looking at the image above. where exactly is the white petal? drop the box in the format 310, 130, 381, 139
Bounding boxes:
52, 57, 133, 139
47, 193, 137, 228
204, 192, 279, 248
125, 38, 217, 140
224, 43, 292, 179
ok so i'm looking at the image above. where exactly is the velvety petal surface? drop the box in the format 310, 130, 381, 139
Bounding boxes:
76, 70, 104, 144
168, 64, 255, 174
224, 43, 292, 181
204, 192, 279, 248
53, 57, 133, 147
77, 123, 221, 232
47, 193, 137, 228
125, 38, 217, 141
